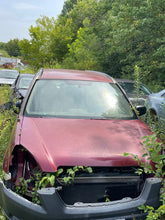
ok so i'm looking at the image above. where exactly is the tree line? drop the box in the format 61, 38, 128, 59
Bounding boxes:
1, 0, 165, 91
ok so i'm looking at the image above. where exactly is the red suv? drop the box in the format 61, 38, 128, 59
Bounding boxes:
0, 69, 161, 220
2, 62, 15, 68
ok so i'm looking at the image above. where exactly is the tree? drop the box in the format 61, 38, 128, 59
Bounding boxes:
63, 18, 101, 70
0, 42, 6, 50
61, 0, 80, 17
19, 0, 165, 88
19, 16, 57, 68
48, 18, 74, 63
102, 0, 165, 86
5, 39, 21, 57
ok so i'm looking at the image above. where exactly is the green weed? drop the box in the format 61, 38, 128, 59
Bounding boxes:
0, 85, 17, 219
124, 134, 165, 219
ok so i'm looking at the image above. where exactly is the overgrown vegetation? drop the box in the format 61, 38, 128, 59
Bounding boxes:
0, 49, 9, 57
16, 166, 93, 204
127, 66, 165, 219
0, 86, 17, 219
124, 135, 165, 219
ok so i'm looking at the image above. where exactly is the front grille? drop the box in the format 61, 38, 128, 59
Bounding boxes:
56, 166, 145, 205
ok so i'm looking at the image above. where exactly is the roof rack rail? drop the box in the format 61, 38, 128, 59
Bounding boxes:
86, 70, 116, 82
36, 68, 44, 79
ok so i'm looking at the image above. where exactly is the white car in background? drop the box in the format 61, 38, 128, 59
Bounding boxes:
116, 79, 152, 106
146, 89, 165, 130
0, 69, 20, 86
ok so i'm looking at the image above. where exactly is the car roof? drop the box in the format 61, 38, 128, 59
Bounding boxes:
40, 69, 114, 82
19, 73, 35, 78
0, 69, 19, 73
157, 89, 165, 96
115, 78, 135, 83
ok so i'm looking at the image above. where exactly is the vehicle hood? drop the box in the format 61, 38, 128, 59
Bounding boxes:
0, 78, 16, 85
20, 117, 152, 172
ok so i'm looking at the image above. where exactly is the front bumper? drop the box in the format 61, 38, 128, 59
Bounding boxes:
0, 177, 162, 220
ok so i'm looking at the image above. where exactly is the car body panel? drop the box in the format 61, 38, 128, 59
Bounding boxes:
17, 117, 151, 172
0, 69, 19, 86
0, 177, 162, 220
3, 115, 152, 173
0, 78, 16, 85
41, 69, 114, 82
11, 73, 35, 98
146, 89, 165, 127
18, 89, 28, 98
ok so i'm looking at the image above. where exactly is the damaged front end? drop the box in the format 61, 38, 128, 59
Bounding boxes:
57, 166, 145, 205
0, 146, 162, 220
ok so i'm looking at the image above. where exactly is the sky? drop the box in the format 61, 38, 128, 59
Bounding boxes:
0, 0, 65, 43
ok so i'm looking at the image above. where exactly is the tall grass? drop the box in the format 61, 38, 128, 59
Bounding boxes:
0, 85, 17, 219
0, 85, 17, 172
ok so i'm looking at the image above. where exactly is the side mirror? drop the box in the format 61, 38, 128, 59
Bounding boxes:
136, 105, 146, 116
16, 100, 22, 110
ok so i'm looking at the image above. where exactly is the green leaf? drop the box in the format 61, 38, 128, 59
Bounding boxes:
56, 168, 63, 177
50, 175, 55, 186
142, 153, 148, 157
73, 166, 78, 172
123, 152, 130, 157
86, 167, 93, 173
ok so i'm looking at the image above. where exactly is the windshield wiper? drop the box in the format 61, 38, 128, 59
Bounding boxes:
89, 117, 110, 120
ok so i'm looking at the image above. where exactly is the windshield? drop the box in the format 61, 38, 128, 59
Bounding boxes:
19, 77, 33, 89
24, 79, 136, 119
119, 82, 151, 97
0, 70, 19, 79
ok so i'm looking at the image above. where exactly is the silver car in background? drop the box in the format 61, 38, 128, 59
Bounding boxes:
146, 89, 165, 130
116, 79, 152, 106
11, 73, 35, 99
0, 69, 19, 86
